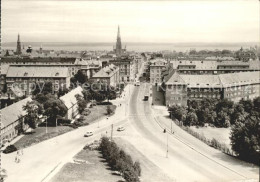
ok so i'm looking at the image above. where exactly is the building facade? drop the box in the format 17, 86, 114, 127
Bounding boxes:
109, 57, 135, 82
150, 58, 167, 85
164, 71, 260, 107
168, 59, 260, 75
0, 97, 32, 143
92, 64, 120, 86
59, 86, 83, 120
5, 66, 70, 98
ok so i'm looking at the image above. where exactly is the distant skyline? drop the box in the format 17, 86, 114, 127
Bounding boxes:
2, 0, 259, 43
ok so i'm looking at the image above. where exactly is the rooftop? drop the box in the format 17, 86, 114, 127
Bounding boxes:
6, 66, 69, 78
59, 86, 83, 109
165, 71, 260, 88
170, 60, 260, 70
92, 64, 118, 78
1, 97, 32, 129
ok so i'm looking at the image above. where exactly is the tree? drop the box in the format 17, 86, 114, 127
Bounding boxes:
44, 98, 67, 125
32, 82, 53, 95
184, 112, 198, 126
168, 105, 186, 121
15, 115, 25, 135
239, 99, 253, 113
133, 161, 141, 177
230, 115, 260, 164
82, 89, 91, 103
57, 87, 69, 97
35, 93, 55, 104
23, 101, 43, 129
123, 168, 140, 182
230, 104, 248, 125
71, 70, 86, 84
75, 94, 87, 114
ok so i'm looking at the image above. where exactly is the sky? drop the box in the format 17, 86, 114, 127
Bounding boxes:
1, 0, 259, 43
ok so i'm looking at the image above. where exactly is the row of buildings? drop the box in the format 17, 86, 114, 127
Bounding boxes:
164, 71, 260, 106
148, 57, 260, 106
0, 56, 143, 99
1, 27, 144, 100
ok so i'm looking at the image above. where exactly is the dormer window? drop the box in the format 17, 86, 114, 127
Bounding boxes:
55, 72, 59, 76
24, 72, 28, 76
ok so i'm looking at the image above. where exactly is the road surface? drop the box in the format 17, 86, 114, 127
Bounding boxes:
126, 82, 259, 182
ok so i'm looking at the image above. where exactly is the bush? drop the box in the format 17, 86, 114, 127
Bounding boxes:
77, 115, 85, 122
82, 109, 91, 116
99, 137, 141, 180
58, 119, 72, 125
3, 145, 18, 154
107, 105, 114, 115
211, 138, 222, 149
97, 102, 113, 105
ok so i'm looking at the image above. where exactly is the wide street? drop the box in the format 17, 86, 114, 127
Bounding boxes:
125, 82, 259, 182
2, 81, 259, 182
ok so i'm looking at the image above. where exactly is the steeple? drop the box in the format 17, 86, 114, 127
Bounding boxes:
16, 33, 22, 55
117, 25, 120, 39
115, 25, 122, 56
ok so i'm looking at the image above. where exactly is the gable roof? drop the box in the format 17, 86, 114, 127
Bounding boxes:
181, 74, 222, 88
92, 64, 118, 78
1, 97, 32, 129
6, 66, 69, 78
219, 71, 260, 87
165, 72, 186, 85
59, 86, 83, 109
165, 71, 260, 88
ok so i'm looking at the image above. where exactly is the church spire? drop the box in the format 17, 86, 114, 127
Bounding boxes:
117, 25, 120, 39
16, 33, 22, 55
115, 25, 122, 56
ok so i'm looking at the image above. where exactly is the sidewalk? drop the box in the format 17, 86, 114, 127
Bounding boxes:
2, 84, 133, 182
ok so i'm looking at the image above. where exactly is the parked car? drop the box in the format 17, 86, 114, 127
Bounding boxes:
84, 131, 93, 137
117, 126, 125, 131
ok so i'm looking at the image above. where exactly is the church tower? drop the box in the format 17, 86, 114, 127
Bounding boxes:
16, 34, 22, 55
115, 26, 122, 56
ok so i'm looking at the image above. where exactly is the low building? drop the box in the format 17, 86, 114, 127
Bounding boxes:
164, 71, 260, 106
92, 64, 119, 87
5, 66, 70, 98
150, 58, 167, 85
59, 86, 83, 120
0, 97, 32, 143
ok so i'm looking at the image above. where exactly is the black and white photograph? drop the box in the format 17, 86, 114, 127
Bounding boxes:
0, 0, 259, 182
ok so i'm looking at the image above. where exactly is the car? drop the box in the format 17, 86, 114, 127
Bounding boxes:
117, 127, 125, 131
136, 81, 140, 86
84, 131, 93, 137
144, 95, 149, 101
